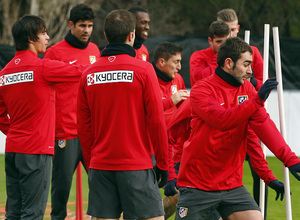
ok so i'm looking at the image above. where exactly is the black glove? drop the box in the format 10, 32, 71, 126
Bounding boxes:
268, 179, 285, 201
174, 162, 181, 174
258, 77, 278, 101
154, 166, 169, 188
164, 178, 178, 196
289, 162, 300, 180
250, 75, 257, 88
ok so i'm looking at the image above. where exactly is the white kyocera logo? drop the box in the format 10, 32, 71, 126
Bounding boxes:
87, 70, 133, 86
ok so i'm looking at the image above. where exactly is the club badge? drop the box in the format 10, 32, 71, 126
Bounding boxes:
58, 140, 66, 148
179, 207, 188, 218
89, 56, 96, 64
171, 85, 178, 94
142, 54, 147, 61
238, 95, 248, 105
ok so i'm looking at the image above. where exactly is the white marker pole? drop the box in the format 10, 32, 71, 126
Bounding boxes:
244, 30, 250, 44
258, 24, 270, 218
244, 29, 267, 217
273, 26, 292, 220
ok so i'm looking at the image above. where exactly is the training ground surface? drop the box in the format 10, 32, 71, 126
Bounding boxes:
0, 202, 91, 219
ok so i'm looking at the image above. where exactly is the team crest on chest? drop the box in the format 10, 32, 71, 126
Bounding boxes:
58, 140, 66, 148
179, 207, 188, 218
238, 95, 248, 105
142, 54, 147, 61
171, 85, 178, 94
89, 56, 96, 64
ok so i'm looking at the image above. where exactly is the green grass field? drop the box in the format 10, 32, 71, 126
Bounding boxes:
0, 155, 299, 219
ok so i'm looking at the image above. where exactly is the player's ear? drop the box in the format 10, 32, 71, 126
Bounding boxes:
158, 57, 165, 67
224, 58, 233, 69
68, 21, 74, 29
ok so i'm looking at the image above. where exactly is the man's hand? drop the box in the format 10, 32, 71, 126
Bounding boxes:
154, 166, 169, 188
258, 77, 278, 101
164, 179, 178, 196
171, 90, 189, 105
268, 179, 285, 201
289, 162, 300, 180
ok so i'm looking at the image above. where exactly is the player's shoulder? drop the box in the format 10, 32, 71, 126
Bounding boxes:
191, 47, 211, 59
87, 42, 100, 50
250, 45, 260, 52
48, 39, 67, 49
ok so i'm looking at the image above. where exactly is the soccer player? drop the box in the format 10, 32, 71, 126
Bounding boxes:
189, 20, 230, 87
217, 8, 267, 217
152, 42, 189, 126
44, 4, 100, 219
175, 37, 300, 220
77, 9, 169, 220
128, 7, 150, 61
151, 41, 188, 218
0, 15, 86, 220
217, 8, 263, 90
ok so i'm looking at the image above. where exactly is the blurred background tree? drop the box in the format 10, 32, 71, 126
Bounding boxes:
1, 0, 300, 47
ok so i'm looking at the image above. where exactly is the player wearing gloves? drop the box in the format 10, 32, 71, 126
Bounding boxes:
164, 96, 286, 219
77, 9, 168, 220
175, 37, 300, 220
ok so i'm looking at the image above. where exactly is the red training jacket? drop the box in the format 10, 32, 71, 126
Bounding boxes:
177, 73, 300, 191
189, 45, 263, 90
78, 53, 168, 171
135, 44, 149, 61
0, 50, 86, 155
44, 40, 100, 139
158, 73, 186, 126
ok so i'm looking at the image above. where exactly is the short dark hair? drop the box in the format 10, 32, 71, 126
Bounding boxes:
208, 20, 230, 39
128, 7, 148, 16
12, 15, 46, 51
69, 4, 95, 25
153, 42, 183, 64
217, 37, 253, 67
104, 9, 136, 43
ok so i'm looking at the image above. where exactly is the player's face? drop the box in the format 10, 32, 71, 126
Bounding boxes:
70, 20, 93, 43
32, 31, 49, 54
226, 20, 240, 37
135, 12, 150, 40
160, 53, 182, 79
209, 35, 229, 53
229, 51, 253, 84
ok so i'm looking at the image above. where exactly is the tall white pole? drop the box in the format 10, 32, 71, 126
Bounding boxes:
245, 28, 267, 218
244, 30, 250, 44
258, 24, 270, 218
273, 26, 292, 220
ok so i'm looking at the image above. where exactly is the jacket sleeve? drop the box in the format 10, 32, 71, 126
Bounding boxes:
42, 58, 88, 83
190, 52, 210, 87
251, 46, 264, 91
162, 97, 174, 110
143, 65, 169, 171
168, 98, 192, 164
44, 47, 57, 60
190, 82, 265, 131
77, 74, 93, 171
249, 108, 300, 167
246, 126, 276, 185
194, 53, 217, 83
0, 93, 10, 135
